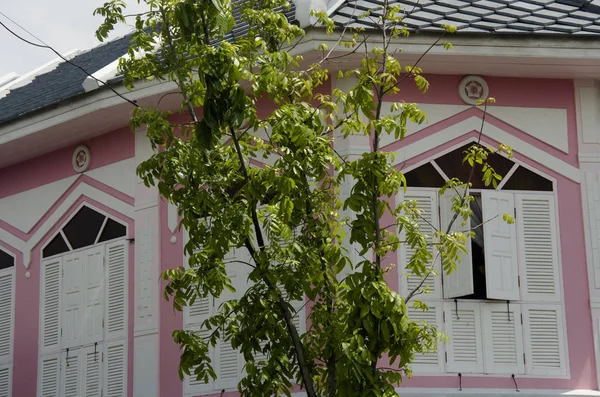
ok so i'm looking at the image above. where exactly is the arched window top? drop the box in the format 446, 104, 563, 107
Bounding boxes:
404, 142, 553, 192
0, 249, 14, 271
42, 205, 127, 258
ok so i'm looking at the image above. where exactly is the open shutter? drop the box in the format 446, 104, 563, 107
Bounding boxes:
38, 354, 60, 397
407, 303, 444, 373
105, 241, 127, 340
482, 191, 519, 301
82, 247, 104, 345
481, 303, 524, 374
522, 304, 567, 376
398, 190, 441, 300
62, 252, 84, 349
61, 348, 81, 397
104, 340, 127, 397
444, 301, 483, 373
0, 365, 10, 397
516, 195, 560, 301
82, 345, 102, 397
0, 271, 14, 366
440, 191, 474, 299
41, 258, 62, 353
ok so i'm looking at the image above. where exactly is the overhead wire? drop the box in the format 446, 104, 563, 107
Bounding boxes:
0, 11, 138, 107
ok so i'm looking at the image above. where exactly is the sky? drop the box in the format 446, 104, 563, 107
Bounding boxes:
0, 1, 149, 77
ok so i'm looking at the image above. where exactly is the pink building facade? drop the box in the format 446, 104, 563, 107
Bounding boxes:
2, 1, 600, 396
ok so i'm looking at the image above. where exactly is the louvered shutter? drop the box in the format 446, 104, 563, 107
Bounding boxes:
398, 190, 440, 300
440, 191, 474, 299
0, 364, 10, 397
482, 191, 519, 301
0, 271, 14, 366
522, 304, 566, 376
516, 195, 560, 301
444, 301, 483, 373
104, 340, 127, 397
184, 327, 214, 394
82, 345, 102, 397
41, 258, 62, 353
82, 247, 104, 345
105, 241, 127, 340
407, 304, 444, 373
62, 252, 84, 348
38, 354, 60, 397
481, 303, 524, 374
61, 348, 81, 397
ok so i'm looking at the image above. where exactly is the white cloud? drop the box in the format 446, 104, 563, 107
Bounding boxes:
0, 0, 149, 77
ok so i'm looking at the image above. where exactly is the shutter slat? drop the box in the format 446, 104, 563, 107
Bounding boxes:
42, 259, 61, 351
523, 305, 566, 376
0, 365, 9, 397
445, 302, 483, 373
482, 303, 524, 374
39, 355, 60, 397
62, 349, 80, 397
83, 346, 102, 397
0, 273, 13, 360
104, 341, 126, 397
407, 304, 443, 372
105, 241, 127, 340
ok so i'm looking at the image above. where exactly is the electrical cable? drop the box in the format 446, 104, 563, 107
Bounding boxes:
0, 11, 138, 107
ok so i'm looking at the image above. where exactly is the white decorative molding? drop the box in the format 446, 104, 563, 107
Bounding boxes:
293, 0, 328, 27
85, 158, 136, 197
134, 208, 159, 332
578, 86, 600, 145
167, 202, 178, 234
133, 333, 159, 397
579, 153, 600, 163
391, 116, 581, 183
583, 171, 600, 289
0, 175, 78, 233
459, 75, 489, 105
72, 145, 91, 173
486, 107, 569, 153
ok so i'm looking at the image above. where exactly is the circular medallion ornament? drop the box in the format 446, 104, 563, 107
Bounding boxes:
72, 145, 91, 173
459, 75, 489, 105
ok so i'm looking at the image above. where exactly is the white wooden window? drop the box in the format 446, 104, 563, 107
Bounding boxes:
0, 249, 15, 397
38, 240, 127, 397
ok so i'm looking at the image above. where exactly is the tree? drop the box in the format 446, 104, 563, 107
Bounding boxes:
95, 0, 511, 395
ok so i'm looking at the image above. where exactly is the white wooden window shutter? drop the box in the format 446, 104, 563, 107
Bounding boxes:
398, 189, 441, 300
522, 304, 567, 376
440, 191, 474, 299
62, 252, 84, 349
516, 194, 560, 302
38, 354, 60, 397
82, 345, 102, 397
61, 347, 81, 397
82, 247, 104, 346
41, 258, 62, 354
481, 191, 519, 301
481, 303, 524, 374
0, 271, 14, 366
444, 301, 483, 373
0, 364, 11, 397
104, 340, 127, 397
105, 241, 128, 341
407, 303, 444, 373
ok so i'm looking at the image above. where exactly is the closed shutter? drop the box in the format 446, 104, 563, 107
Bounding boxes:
184, 328, 214, 394
0, 271, 14, 365
82, 345, 102, 397
61, 348, 81, 397
481, 303, 524, 374
62, 252, 84, 348
41, 258, 62, 353
0, 365, 10, 397
104, 340, 127, 397
105, 241, 127, 340
482, 191, 519, 301
522, 304, 567, 376
398, 190, 440, 300
516, 195, 560, 301
38, 354, 60, 397
82, 247, 104, 345
444, 301, 483, 373
439, 191, 474, 299
407, 304, 444, 373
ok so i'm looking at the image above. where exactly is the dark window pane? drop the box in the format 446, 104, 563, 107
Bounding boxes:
404, 162, 446, 188
62, 206, 106, 249
0, 249, 14, 270
98, 219, 127, 242
435, 143, 514, 189
43, 233, 70, 258
501, 166, 553, 191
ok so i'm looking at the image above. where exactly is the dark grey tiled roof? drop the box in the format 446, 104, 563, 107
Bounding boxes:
330, 0, 600, 34
0, 1, 296, 126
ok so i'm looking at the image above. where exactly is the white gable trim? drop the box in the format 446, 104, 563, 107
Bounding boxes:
390, 116, 580, 183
